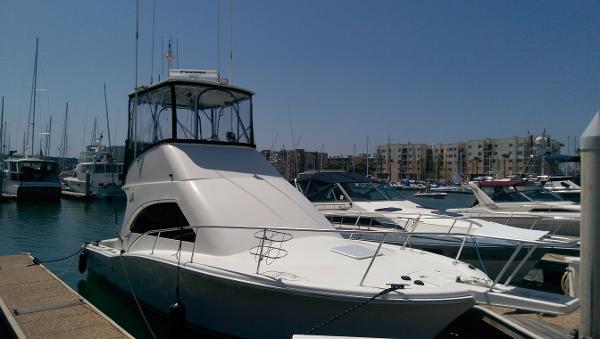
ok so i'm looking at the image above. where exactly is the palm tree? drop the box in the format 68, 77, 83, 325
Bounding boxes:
473, 156, 481, 176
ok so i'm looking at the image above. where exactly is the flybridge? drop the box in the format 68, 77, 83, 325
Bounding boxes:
124, 78, 255, 174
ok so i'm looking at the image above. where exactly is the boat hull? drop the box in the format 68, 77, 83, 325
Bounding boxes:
86, 248, 474, 338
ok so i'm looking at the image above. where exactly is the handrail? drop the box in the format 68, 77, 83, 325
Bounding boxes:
126, 224, 578, 253
121, 223, 578, 288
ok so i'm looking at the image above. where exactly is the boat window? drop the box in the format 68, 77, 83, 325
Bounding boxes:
129, 83, 253, 149
485, 187, 529, 203
519, 188, 564, 202
16, 161, 58, 182
339, 182, 388, 201
9, 161, 17, 172
310, 184, 348, 202
374, 183, 403, 200
130, 202, 195, 241
80, 165, 90, 174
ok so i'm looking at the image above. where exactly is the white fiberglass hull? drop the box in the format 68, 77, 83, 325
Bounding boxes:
62, 176, 124, 198
86, 247, 473, 338
455, 213, 580, 237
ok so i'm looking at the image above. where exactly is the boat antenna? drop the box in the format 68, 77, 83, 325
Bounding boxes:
31, 38, 39, 158
288, 104, 299, 178
176, 38, 179, 68
160, 36, 164, 81
353, 144, 356, 172
133, 0, 140, 159
228, 0, 233, 84
216, 0, 221, 80
59, 102, 68, 170
45, 116, 52, 157
366, 136, 370, 177
104, 83, 113, 153
0, 96, 4, 158
166, 38, 174, 74
150, 0, 156, 84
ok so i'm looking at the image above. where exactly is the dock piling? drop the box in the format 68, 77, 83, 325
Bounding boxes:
579, 112, 600, 338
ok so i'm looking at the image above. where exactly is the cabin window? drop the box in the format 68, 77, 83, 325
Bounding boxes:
130, 202, 195, 241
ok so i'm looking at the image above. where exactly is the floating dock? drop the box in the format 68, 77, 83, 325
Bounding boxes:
477, 305, 579, 338
0, 254, 131, 338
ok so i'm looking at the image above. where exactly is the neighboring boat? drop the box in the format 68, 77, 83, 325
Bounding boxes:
60, 136, 124, 199
2, 156, 61, 201
82, 75, 577, 338
448, 181, 581, 237
538, 176, 581, 203
295, 171, 577, 282
1, 38, 61, 202
413, 191, 447, 199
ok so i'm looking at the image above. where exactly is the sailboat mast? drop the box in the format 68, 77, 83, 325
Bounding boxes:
0, 96, 4, 157
30, 38, 39, 157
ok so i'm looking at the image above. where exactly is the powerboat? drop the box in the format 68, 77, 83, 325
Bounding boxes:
2, 156, 61, 201
538, 176, 581, 203
60, 137, 124, 198
295, 171, 578, 282
82, 75, 576, 338
448, 181, 581, 237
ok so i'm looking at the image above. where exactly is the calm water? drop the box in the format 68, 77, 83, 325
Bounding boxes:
0, 199, 163, 338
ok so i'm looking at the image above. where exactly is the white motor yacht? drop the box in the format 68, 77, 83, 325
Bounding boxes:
295, 171, 577, 282
448, 181, 581, 237
2, 156, 61, 201
82, 76, 577, 338
538, 176, 581, 203
61, 137, 124, 198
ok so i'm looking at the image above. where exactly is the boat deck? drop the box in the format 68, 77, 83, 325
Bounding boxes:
0, 254, 131, 338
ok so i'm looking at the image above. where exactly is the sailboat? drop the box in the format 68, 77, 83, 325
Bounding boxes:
2, 38, 61, 201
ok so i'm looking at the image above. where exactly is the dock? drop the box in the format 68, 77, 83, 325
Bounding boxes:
477, 305, 579, 338
0, 254, 131, 338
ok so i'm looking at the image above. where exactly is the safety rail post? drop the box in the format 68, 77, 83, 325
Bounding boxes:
151, 232, 161, 255
447, 218, 458, 234
454, 222, 473, 263
489, 244, 523, 291
505, 213, 514, 225
360, 233, 387, 286
190, 228, 198, 263
256, 228, 267, 274
528, 216, 541, 230
503, 244, 539, 286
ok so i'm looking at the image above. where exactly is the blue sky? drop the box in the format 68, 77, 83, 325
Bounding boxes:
0, 0, 598, 157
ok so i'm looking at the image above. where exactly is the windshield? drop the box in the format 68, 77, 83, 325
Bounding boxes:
375, 183, 404, 200
339, 182, 388, 201
517, 186, 565, 202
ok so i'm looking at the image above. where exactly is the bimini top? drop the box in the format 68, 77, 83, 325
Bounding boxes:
124, 78, 256, 173
296, 171, 371, 184
128, 78, 255, 102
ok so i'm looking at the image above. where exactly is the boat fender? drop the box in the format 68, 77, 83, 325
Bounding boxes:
169, 300, 186, 337
78, 250, 88, 274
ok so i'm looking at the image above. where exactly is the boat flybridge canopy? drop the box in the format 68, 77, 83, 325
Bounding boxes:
124, 77, 255, 172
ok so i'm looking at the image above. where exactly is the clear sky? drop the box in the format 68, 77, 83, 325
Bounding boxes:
1, 0, 598, 158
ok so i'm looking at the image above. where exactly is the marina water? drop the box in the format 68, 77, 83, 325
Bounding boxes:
0, 199, 159, 337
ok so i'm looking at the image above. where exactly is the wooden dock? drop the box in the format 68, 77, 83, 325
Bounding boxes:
478, 305, 579, 338
0, 254, 131, 338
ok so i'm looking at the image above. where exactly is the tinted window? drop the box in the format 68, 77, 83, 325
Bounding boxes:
130, 202, 195, 241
